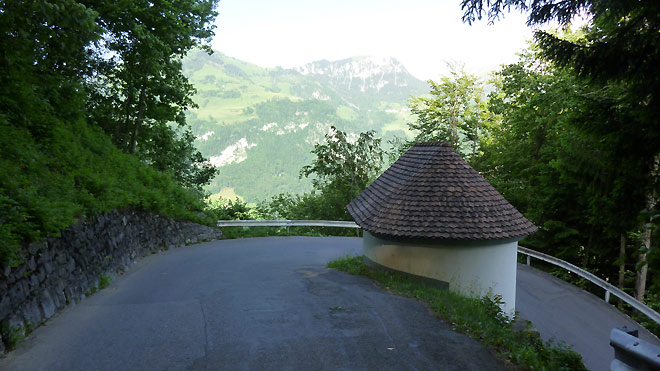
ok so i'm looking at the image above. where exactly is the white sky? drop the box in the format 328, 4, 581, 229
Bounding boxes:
210, 0, 543, 80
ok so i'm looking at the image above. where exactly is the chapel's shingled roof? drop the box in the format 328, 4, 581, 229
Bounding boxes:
346, 142, 537, 240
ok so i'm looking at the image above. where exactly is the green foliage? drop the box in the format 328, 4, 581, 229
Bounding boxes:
407, 66, 494, 161
98, 273, 112, 290
461, 0, 660, 262
327, 255, 370, 275
218, 226, 335, 240
328, 256, 586, 370
206, 199, 255, 221
469, 40, 653, 278
0, 118, 210, 264
86, 273, 113, 296
84, 0, 220, 191
459, 0, 660, 322
0, 0, 219, 264
1, 323, 26, 351
300, 126, 384, 220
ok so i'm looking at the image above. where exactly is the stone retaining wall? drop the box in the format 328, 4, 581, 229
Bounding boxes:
0, 209, 222, 353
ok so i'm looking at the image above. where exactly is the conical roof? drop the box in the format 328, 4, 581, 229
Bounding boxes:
347, 142, 537, 240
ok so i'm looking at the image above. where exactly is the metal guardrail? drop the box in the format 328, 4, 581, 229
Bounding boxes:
610, 327, 660, 370
215, 219, 660, 326
216, 220, 360, 228
518, 246, 660, 326
216, 219, 361, 235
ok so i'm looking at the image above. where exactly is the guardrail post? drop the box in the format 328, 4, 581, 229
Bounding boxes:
610, 326, 660, 370
605, 290, 611, 303
526, 255, 530, 266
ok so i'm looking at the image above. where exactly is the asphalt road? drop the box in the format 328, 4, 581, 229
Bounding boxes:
516, 263, 660, 371
3, 237, 658, 371
0, 237, 507, 371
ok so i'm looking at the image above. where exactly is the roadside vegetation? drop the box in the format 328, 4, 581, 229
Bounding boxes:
0, 1, 220, 265
328, 255, 587, 371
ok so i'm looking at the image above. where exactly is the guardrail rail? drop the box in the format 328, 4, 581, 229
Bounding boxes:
216, 219, 361, 235
610, 327, 660, 370
215, 219, 660, 327
518, 246, 660, 326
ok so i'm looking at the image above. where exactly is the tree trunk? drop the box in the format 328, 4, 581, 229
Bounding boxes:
472, 120, 478, 158
635, 226, 651, 301
129, 83, 147, 154
618, 233, 626, 308
117, 81, 134, 149
635, 155, 659, 301
582, 226, 594, 267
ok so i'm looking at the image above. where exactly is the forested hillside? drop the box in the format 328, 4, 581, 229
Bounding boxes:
0, 0, 220, 264
183, 51, 426, 202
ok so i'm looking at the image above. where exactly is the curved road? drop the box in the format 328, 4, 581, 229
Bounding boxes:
516, 264, 660, 371
0, 237, 505, 371
1, 237, 658, 370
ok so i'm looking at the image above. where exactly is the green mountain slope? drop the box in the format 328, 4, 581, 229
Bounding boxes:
184, 50, 427, 202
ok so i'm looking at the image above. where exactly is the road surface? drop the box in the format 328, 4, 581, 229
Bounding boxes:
0, 237, 505, 371
516, 263, 660, 371
1, 237, 657, 370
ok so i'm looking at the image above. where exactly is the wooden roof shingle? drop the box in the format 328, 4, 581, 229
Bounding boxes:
346, 142, 537, 240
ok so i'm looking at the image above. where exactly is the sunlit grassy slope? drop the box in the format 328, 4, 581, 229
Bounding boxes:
183, 50, 425, 202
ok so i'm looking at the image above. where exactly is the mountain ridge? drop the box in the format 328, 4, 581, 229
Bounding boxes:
184, 50, 427, 202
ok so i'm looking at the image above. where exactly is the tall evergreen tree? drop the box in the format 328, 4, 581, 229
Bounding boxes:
461, 0, 659, 299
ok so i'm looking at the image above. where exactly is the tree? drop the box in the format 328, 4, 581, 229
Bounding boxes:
0, 0, 102, 262
0, 0, 218, 263
460, 0, 660, 168
406, 67, 493, 162
461, 0, 659, 299
476, 49, 587, 261
84, 0, 219, 190
0, 1, 101, 136
299, 126, 384, 220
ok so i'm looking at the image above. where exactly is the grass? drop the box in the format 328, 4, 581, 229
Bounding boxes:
0, 118, 215, 266
85, 273, 113, 297
327, 255, 587, 371
98, 273, 112, 290
207, 188, 243, 202
336, 105, 359, 121
1, 324, 25, 351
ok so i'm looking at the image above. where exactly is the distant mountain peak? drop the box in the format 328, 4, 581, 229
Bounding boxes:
296, 56, 404, 79
294, 56, 424, 96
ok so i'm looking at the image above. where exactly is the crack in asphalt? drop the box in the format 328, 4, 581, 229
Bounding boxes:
199, 298, 210, 362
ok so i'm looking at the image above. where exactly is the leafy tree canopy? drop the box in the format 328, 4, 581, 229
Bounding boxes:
398, 67, 495, 164
83, 0, 219, 191
0, 0, 220, 262
461, 0, 660, 168
461, 0, 659, 301
299, 126, 384, 220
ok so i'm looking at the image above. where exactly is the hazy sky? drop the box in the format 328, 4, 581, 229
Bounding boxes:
210, 0, 541, 80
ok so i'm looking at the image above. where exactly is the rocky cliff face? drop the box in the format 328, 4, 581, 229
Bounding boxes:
0, 210, 222, 353
295, 56, 427, 105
